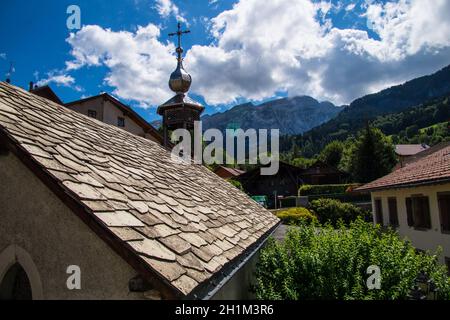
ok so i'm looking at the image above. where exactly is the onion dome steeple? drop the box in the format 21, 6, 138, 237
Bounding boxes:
168, 23, 192, 94
157, 22, 204, 148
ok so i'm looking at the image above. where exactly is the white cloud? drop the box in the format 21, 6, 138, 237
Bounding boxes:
37, 73, 74, 87
36, 71, 83, 92
66, 24, 176, 106
155, 0, 187, 23
345, 3, 356, 11
0, 53, 6, 60
186, 0, 450, 105
65, 0, 450, 107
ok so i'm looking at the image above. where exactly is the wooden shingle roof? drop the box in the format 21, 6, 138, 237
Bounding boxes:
0, 82, 279, 298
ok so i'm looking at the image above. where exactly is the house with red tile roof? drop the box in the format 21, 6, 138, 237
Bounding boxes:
358, 142, 450, 269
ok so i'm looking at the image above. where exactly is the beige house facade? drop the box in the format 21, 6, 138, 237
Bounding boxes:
370, 183, 450, 265
65, 94, 163, 145
359, 143, 450, 271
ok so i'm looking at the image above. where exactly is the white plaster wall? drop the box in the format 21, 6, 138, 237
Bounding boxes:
371, 183, 450, 264
67, 98, 160, 143
0, 152, 146, 300
66, 98, 104, 121
102, 100, 146, 137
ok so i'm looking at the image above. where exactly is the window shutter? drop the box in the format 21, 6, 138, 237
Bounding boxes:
439, 195, 450, 232
423, 197, 431, 229
406, 198, 413, 227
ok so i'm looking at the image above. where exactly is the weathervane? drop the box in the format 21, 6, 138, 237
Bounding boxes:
5, 62, 14, 84
169, 22, 191, 62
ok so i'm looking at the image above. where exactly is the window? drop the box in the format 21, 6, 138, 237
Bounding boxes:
388, 197, 399, 228
117, 117, 125, 127
374, 199, 383, 225
438, 193, 450, 233
87, 110, 97, 119
406, 196, 431, 230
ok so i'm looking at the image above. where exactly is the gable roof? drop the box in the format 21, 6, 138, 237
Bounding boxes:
214, 166, 246, 177
395, 144, 429, 156
0, 82, 279, 299
30, 85, 63, 105
65, 93, 163, 144
357, 143, 450, 192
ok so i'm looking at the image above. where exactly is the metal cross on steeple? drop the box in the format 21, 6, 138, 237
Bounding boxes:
168, 22, 190, 62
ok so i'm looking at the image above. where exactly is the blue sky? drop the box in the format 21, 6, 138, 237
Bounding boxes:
1, 0, 450, 123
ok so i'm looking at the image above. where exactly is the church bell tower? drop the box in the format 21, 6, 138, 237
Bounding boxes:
158, 23, 205, 148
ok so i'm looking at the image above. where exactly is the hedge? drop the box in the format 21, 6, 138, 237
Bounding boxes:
298, 184, 361, 196
307, 193, 371, 204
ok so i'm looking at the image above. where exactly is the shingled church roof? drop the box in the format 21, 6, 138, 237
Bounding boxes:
0, 82, 280, 299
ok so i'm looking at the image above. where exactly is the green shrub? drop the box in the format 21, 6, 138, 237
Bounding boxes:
254, 219, 450, 300
299, 184, 361, 196
228, 179, 243, 191
310, 198, 369, 226
275, 207, 318, 226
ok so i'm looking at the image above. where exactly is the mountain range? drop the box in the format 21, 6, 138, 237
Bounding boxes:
152, 64, 450, 156
201, 96, 342, 135
294, 64, 450, 155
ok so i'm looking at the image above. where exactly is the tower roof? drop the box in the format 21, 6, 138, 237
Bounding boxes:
157, 93, 204, 116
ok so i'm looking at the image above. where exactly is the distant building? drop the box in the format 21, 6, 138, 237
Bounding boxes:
29, 83, 63, 105
65, 93, 163, 144
236, 162, 305, 209
358, 142, 450, 268
299, 161, 346, 185
236, 161, 347, 208
395, 144, 430, 168
214, 166, 246, 180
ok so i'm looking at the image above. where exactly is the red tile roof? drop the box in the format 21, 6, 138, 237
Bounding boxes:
358, 144, 450, 191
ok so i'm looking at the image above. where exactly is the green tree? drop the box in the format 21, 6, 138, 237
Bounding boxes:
318, 141, 344, 168
348, 125, 396, 183
254, 219, 450, 300
291, 157, 316, 169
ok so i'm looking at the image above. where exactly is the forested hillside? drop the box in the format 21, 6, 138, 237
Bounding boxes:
281, 65, 450, 156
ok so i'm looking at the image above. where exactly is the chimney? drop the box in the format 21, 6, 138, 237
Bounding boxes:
29, 81, 34, 91
5, 78, 10, 84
